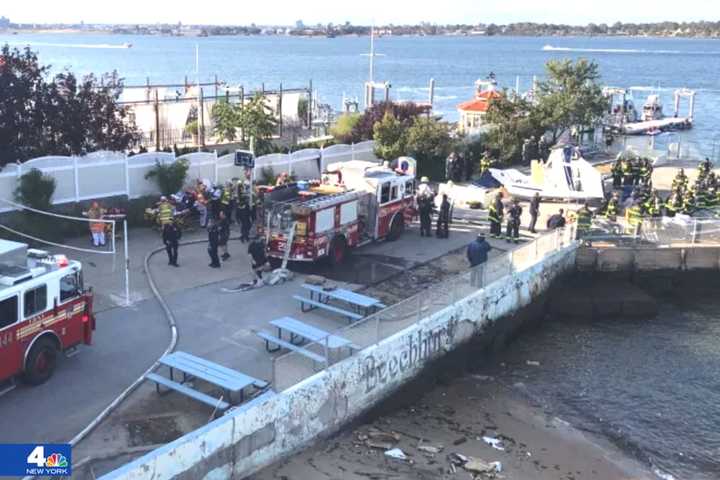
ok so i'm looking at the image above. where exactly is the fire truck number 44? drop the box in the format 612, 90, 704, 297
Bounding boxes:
0, 240, 96, 390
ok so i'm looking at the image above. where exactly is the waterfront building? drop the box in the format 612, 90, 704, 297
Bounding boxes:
457, 78, 502, 135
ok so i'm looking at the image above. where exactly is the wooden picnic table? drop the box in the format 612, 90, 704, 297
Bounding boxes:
270, 316, 355, 349
301, 284, 386, 317
158, 351, 266, 404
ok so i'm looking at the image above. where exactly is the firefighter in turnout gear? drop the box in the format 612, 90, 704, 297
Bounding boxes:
672, 169, 688, 193
505, 198, 522, 243
621, 158, 633, 186
575, 202, 593, 239
603, 193, 619, 221
611, 159, 623, 189
157, 196, 173, 227
665, 191, 682, 217
489, 192, 504, 238
625, 202, 643, 235
682, 188, 697, 215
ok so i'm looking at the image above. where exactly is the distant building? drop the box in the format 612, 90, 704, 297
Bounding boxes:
457, 78, 502, 135
0, 16, 10, 29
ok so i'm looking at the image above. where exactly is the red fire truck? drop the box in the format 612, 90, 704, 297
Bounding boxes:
0, 240, 96, 392
258, 160, 416, 265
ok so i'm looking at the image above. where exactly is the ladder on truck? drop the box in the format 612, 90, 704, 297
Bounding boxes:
266, 221, 296, 286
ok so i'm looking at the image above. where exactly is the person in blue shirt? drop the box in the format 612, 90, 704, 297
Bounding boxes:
467, 233, 491, 267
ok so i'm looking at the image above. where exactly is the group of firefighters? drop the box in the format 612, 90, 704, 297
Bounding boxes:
154, 177, 260, 269
573, 156, 717, 238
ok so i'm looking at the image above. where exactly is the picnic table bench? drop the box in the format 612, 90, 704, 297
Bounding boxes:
255, 316, 358, 365
295, 284, 386, 321
147, 351, 268, 411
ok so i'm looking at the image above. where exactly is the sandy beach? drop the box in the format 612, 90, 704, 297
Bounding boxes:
251, 373, 654, 480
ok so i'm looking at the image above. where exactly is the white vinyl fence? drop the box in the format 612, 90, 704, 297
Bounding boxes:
0, 142, 378, 213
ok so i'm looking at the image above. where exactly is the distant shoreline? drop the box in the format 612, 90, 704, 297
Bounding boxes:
2, 29, 720, 40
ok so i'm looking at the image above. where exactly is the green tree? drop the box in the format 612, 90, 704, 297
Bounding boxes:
405, 117, 452, 180
145, 159, 190, 196
351, 101, 429, 143
373, 112, 406, 160
535, 59, 608, 142
211, 99, 240, 142
484, 93, 539, 164
0, 45, 139, 167
330, 113, 360, 143
238, 93, 277, 155
15, 168, 56, 210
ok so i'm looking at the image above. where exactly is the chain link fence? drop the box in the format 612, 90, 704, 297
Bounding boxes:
272, 225, 577, 392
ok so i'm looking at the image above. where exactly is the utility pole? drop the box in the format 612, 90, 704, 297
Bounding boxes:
154, 89, 161, 151
279, 82, 283, 138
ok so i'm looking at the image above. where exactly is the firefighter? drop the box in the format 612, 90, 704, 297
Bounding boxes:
87, 201, 106, 247
436, 194, 451, 239
643, 191, 662, 217
575, 202, 593, 239
236, 184, 252, 243
639, 158, 653, 186
603, 193, 619, 221
699, 157, 712, 176
621, 157, 633, 186
625, 201, 643, 236
505, 198, 522, 243
162, 218, 181, 267
417, 176, 433, 198
488, 192, 504, 238
207, 219, 221, 268
217, 210, 231, 261
672, 168, 688, 193
157, 196, 173, 228
682, 188, 697, 215
221, 180, 235, 220
416, 177, 434, 237
611, 159, 623, 189
665, 191, 682, 217
248, 238, 270, 287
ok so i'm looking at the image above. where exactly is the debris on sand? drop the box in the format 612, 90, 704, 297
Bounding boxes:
384, 448, 408, 461
360, 430, 401, 450
482, 436, 505, 451
417, 441, 444, 455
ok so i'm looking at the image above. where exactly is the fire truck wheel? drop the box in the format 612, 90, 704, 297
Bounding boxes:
329, 236, 347, 266
23, 337, 59, 385
387, 214, 405, 241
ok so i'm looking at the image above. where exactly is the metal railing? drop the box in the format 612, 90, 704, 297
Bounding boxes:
271, 225, 577, 391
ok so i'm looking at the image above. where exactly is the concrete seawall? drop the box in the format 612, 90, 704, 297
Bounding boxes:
100, 244, 577, 480
576, 246, 720, 273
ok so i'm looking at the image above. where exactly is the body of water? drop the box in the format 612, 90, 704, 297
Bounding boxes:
493, 284, 720, 480
1, 33, 719, 154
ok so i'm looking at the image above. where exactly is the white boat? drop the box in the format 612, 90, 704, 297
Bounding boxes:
641, 94, 664, 121
490, 145, 604, 200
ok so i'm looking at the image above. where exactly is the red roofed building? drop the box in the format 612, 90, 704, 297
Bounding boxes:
457, 79, 502, 135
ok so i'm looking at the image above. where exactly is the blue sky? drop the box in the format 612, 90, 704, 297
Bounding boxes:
3, 0, 717, 26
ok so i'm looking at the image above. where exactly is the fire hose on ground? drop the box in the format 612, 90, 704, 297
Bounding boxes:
24, 238, 228, 480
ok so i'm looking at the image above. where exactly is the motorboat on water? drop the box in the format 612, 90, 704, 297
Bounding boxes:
490, 145, 604, 200
641, 94, 664, 122
122, 43, 133, 48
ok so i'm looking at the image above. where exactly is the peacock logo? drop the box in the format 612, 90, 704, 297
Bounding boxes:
44, 454, 68, 468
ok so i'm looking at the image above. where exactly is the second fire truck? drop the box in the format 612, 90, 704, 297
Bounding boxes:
0, 239, 96, 393
258, 160, 417, 265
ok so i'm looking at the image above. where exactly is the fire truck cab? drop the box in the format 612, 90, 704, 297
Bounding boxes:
259, 160, 416, 265
0, 240, 95, 391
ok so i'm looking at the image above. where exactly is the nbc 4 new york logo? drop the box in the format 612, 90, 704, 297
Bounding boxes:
25, 445, 70, 476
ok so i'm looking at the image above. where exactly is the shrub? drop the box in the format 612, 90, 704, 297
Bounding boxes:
145, 160, 190, 196
15, 168, 56, 210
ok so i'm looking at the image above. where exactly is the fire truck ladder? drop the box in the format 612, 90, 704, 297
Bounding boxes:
299, 191, 360, 210
266, 221, 297, 286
